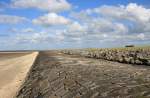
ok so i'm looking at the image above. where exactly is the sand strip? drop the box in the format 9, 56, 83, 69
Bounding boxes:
0, 52, 39, 98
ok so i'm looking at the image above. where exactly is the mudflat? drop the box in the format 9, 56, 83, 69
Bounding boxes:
16, 51, 150, 98
0, 52, 38, 98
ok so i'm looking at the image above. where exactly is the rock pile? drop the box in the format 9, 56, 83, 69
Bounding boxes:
62, 48, 150, 65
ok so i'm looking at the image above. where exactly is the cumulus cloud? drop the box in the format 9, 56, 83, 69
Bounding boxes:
69, 3, 150, 45
67, 22, 86, 32
32, 13, 71, 26
0, 14, 28, 24
91, 3, 150, 34
137, 33, 145, 40
93, 3, 150, 22
9, 3, 150, 47
87, 18, 128, 34
11, 0, 71, 12
1, 2, 150, 48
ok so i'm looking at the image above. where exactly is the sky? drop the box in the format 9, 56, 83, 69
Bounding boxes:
0, 0, 150, 50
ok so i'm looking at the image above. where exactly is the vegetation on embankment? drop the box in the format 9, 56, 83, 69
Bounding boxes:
62, 47, 150, 65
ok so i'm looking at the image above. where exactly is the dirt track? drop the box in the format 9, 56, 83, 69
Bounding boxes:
16, 51, 150, 98
0, 52, 38, 98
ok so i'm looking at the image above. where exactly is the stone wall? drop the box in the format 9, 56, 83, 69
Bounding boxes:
62, 48, 150, 65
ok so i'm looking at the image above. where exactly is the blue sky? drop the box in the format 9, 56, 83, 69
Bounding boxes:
0, 0, 150, 50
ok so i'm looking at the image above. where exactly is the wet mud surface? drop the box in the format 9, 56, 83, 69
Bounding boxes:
16, 51, 150, 98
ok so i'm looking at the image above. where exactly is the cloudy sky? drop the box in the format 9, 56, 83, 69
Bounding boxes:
0, 0, 150, 50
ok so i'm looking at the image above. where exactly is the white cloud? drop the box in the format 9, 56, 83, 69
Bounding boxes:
137, 33, 145, 40
9, 28, 35, 33
102, 34, 108, 38
13, 28, 67, 44
16, 32, 51, 43
93, 3, 150, 23
2, 3, 150, 49
94, 5, 124, 18
126, 3, 150, 22
92, 3, 150, 33
69, 3, 150, 45
11, 0, 71, 12
58, 22, 87, 42
0, 14, 28, 24
86, 18, 128, 34
67, 22, 86, 32
115, 23, 128, 33
32, 13, 71, 26
21, 28, 35, 33
55, 32, 65, 41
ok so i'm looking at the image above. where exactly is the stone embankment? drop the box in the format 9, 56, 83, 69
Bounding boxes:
62, 48, 150, 65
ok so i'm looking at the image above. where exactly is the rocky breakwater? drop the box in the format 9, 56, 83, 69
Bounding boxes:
62, 47, 150, 65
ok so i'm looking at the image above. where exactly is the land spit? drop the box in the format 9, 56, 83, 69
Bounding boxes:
16, 51, 150, 98
0, 52, 38, 98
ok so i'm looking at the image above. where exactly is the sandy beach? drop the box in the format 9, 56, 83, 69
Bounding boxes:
0, 52, 38, 98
